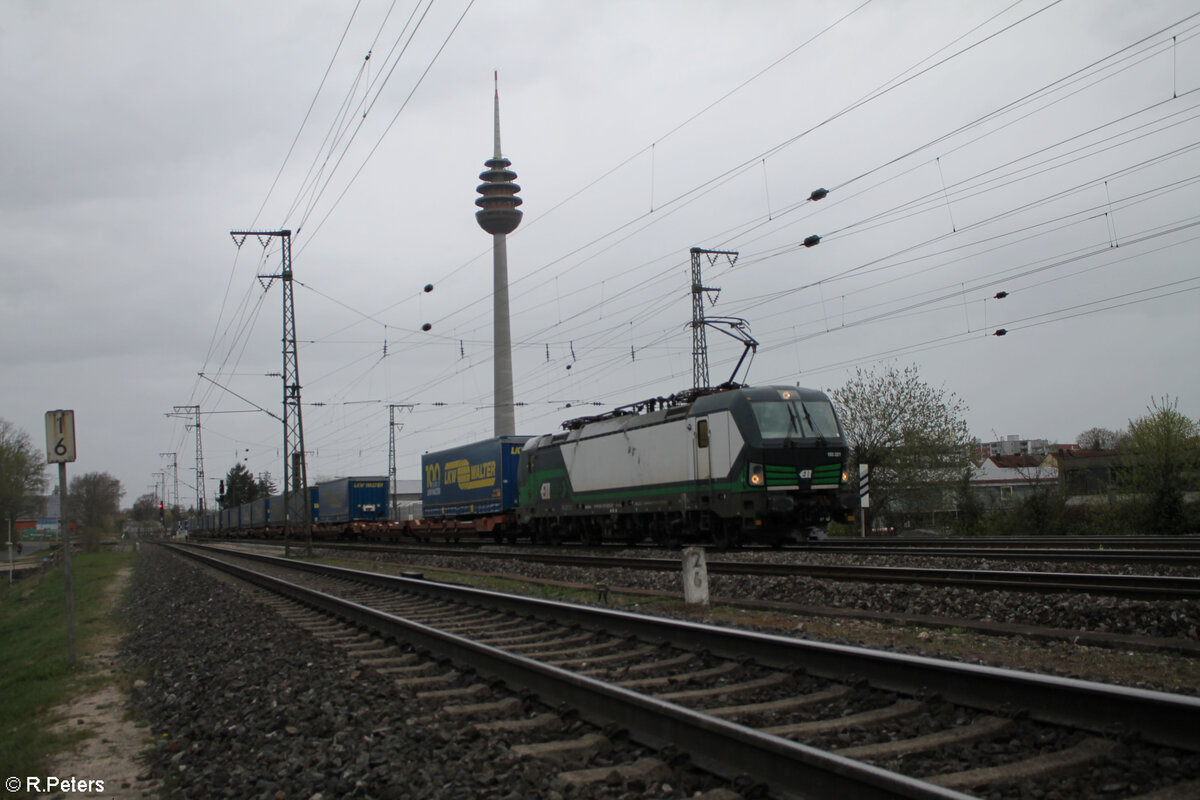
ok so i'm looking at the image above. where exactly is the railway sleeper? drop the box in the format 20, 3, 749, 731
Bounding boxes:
504, 632, 597, 653
379, 661, 442, 677
510, 732, 611, 761
478, 626, 574, 646
428, 610, 498, 630
619, 650, 698, 675
393, 669, 459, 689
417, 683, 490, 702
474, 712, 561, 734
763, 697, 921, 736
928, 736, 1120, 791
357, 652, 420, 668
657, 670, 792, 703
708, 683, 854, 719
567, 644, 661, 672
442, 696, 523, 718
340, 643, 399, 658
444, 619, 529, 637
557, 756, 673, 788
531, 639, 627, 661
837, 714, 1013, 759
620, 659, 741, 690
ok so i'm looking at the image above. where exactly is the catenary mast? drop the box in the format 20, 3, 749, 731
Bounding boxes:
474, 72, 523, 436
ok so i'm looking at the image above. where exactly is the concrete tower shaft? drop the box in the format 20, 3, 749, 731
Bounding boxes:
475, 72, 522, 437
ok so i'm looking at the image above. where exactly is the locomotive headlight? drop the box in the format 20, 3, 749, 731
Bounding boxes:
842, 470, 849, 484
748, 463, 765, 487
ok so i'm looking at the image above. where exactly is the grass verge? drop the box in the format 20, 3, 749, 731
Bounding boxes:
0, 550, 137, 782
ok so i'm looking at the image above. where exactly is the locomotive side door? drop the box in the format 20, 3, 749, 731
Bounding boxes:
693, 416, 712, 481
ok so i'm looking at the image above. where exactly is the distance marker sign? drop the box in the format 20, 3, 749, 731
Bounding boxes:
45, 410, 76, 463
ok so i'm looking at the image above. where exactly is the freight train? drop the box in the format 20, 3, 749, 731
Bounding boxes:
191, 384, 856, 547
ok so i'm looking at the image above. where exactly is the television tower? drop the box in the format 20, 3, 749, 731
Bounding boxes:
475, 71, 523, 436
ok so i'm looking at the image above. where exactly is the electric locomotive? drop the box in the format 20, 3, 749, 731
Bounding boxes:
516, 384, 855, 547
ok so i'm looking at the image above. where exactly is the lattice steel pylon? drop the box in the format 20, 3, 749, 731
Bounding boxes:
159, 452, 178, 510
689, 247, 738, 392
387, 404, 413, 519
231, 229, 312, 554
169, 405, 206, 516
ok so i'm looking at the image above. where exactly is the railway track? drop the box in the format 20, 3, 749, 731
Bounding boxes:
804, 536, 1200, 550
166, 542, 1200, 800
217, 540, 1200, 599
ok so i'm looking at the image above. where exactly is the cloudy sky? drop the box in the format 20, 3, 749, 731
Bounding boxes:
3, 0, 1198, 510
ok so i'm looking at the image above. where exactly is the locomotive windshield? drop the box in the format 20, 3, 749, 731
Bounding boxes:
751, 396, 841, 440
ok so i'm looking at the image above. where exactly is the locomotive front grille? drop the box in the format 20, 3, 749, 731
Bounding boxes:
763, 463, 842, 489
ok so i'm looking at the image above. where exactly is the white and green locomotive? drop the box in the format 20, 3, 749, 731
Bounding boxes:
516, 385, 855, 547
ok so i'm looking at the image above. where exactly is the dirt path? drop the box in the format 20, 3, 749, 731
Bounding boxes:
38, 565, 160, 799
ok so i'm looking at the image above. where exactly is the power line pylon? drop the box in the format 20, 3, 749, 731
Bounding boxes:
177, 405, 206, 515
387, 404, 413, 519
159, 452, 178, 510
689, 248, 738, 391
231, 229, 312, 555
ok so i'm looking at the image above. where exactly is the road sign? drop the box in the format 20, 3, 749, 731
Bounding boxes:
858, 463, 870, 508
45, 410, 76, 464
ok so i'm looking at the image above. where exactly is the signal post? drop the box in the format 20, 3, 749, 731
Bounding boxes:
45, 409, 77, 664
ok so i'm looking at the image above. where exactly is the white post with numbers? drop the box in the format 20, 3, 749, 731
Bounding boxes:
45, 410, 77, 664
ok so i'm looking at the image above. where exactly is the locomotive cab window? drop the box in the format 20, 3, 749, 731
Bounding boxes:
697, 419, 709, 448
751, 396, 841, 440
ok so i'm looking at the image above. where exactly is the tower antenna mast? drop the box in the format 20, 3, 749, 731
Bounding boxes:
475, 71, 523, 436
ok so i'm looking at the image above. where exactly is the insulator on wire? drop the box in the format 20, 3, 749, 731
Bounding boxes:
994, 291, 1008, 299
809, 188, 828, 201
994, 328, 1008, 336
546, 344, 550, 362
803, 235, 821, 248
421, 323, 432, 332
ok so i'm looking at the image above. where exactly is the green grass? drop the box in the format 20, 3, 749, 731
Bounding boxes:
0, 551, 136, 782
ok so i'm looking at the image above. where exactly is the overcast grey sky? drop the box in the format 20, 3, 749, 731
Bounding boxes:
3, 0, 1198, 510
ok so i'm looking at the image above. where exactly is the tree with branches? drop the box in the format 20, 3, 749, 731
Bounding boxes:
831, 364, 974, 532
219, 463, 268, 509
1120, 396, 1200, 534
0, 419, 47, 531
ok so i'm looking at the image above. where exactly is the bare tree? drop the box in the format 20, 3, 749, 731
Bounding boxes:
67, 472, 124, 550
1075, 427, 1125, 450
129, 492, 158, 523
